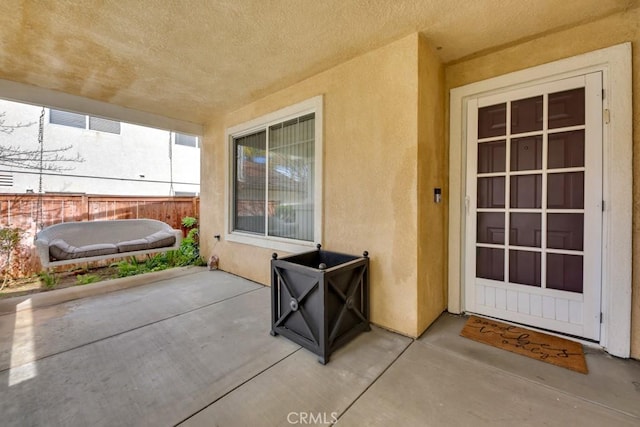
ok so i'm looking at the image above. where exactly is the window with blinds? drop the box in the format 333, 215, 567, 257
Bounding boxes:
49, 109, 121, 134
232, 113, 315, 242
50, 109, 85, 128
89, 116, 121, 134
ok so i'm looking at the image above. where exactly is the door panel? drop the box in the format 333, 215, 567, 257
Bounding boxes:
465, 73, 602, 340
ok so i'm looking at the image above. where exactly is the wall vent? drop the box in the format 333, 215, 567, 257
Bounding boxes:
0, 173, 14, 187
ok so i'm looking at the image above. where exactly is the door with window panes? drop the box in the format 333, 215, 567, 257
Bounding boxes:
464, 74, 602, 340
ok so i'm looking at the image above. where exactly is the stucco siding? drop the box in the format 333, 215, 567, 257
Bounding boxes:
201, 34, 422, 336
417, 35, 448, 334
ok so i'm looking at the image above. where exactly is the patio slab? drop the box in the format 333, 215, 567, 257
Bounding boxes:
337, 338, 639, 426
180, 326, 411, 426
1, 271, 639, 426
0, 285, 297, 427
418, 313, 640, 418
0, 268, 259, 370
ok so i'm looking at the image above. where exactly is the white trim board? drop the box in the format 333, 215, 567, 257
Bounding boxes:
448, 43, 632, 358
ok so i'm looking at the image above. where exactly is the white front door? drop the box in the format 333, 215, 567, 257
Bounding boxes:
464, 73, 603, 340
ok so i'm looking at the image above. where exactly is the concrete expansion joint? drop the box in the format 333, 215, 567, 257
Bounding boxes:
175, 347, 303, 426
333, 337, 414, 424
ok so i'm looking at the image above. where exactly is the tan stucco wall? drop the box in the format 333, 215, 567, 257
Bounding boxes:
201, 34, 441, 336
417, 35, 448, 332
445, 7, 640, 358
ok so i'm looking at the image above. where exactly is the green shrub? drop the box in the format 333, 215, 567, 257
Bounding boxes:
38, 271, 59, 289
113, 216, 207, 277
115, 258, 145, 277
0, 227, 23, 290
164, 250, 179, 267
177, 220, 206, 265
76, 274, 100, 285
144, 254, 170, 272
181, 216, 198, 229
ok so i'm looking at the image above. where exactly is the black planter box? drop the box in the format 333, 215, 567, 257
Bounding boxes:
271, 245, 370, 364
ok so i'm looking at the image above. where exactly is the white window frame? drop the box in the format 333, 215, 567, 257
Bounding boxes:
225, 95, 323, 253
448, 43, 632, 357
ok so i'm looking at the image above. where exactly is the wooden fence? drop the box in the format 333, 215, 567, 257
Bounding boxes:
0, 193, 200, 278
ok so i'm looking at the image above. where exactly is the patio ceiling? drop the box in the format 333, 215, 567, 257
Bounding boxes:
0, 0, 636, 125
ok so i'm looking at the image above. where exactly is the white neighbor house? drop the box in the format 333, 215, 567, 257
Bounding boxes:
0, 98, 200, 196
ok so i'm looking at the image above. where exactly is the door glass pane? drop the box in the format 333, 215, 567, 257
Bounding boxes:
478, 103, 506, 138
477, 247, 504, 281
548, 88, 585, 129
547, 213, 583, 251
548, 130, 585, 169
547, 253, 583, 293
509, 250, 541, 287
478, 140, 506, 173
510, 213, 541, 247
510, 174, 542, 208
477, 213, 505, 244
511, 136, 542, 171
478, 176, 505, 208
547, 172, 584, 209
511, 96, 543, 134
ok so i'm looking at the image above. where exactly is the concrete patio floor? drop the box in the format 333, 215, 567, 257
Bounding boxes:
0, 268, 638, 426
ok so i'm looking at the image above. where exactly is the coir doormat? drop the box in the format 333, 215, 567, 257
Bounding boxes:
460, 316, 588, 374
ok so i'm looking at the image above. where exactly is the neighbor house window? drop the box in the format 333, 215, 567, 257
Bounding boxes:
49, 109, 121, 134
175, 132, 199, 147
49, 109, 85, 128
88, 116, 121, 134
227, 96, 322, 251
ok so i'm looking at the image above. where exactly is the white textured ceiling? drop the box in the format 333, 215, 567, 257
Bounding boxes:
0, 0, 636, 124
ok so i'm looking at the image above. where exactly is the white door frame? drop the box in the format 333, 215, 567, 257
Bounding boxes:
448, 43, 632, 358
